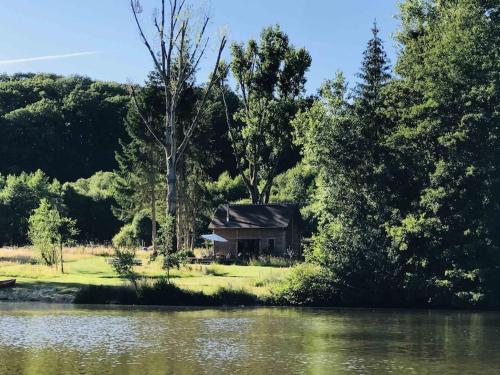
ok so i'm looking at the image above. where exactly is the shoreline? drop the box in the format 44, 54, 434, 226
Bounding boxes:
0, 286, 76, 304
2, 287, 500, 312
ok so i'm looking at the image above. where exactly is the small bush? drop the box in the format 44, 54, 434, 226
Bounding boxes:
74, 285, 138, 304
112, 224, 137, 248
270, 263, 339, 306
112, 212, 155, 248
112, 247, 140, 290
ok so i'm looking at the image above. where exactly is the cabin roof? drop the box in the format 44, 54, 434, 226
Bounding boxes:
209, 204, 298, 229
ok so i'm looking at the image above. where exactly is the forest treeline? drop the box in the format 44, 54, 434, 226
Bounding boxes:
1, 0, 499, 307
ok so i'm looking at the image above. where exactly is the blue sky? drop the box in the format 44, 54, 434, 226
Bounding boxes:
0, 1, 400, 93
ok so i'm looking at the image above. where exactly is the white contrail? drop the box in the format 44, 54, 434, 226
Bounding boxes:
0, 51, 99, 65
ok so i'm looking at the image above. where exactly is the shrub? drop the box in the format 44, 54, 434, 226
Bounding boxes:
75, 279, 261, 306
131, 211, 154, 246
74, 285, 138, 305
112, 247, 140, 290
112, 224, 137, 248
271, 263, 339, 306
155, 215, 190, 281
112, 211, 156, 249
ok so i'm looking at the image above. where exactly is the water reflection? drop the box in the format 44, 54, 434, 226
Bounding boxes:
0, 303, 499, 375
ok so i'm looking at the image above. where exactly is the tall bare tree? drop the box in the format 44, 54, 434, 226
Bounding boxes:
129, 0, 226, 219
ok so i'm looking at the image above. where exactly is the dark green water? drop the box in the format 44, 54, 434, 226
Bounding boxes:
0, 303, 499, 375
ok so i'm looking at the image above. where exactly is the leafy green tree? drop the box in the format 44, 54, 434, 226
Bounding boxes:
206, 172, 247, 206
292, 23, 397, 305
114, 74, 166, 250
54, 216, 79, 273
29, 199, 58, 266
28, 198, 77, 272
270, 161, 318, 235
220, 25, 311, 203
112, 247, 140, 291
70, 171, 117, 200
155, 215, 188, 282
386, 0, 500, 306
63, 172, 121, 244
0, 170, 61, 245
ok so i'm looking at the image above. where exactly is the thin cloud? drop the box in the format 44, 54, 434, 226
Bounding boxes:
0, 51, 100, 65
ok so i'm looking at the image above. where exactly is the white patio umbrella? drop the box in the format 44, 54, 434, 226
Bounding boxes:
201, 234, 228, 242
201, 234, 228, 258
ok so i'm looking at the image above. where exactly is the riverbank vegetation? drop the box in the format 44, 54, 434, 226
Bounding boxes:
1, 0, 499, 309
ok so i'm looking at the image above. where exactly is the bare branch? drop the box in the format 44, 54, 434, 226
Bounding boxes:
131, 0, 165, 80
190, 17, 210, 63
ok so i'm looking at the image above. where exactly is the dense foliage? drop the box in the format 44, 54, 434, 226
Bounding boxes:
0, 73, 128, 181
278, 0, 500, 308
0, 170, 119, 246
220, 25, 311, 203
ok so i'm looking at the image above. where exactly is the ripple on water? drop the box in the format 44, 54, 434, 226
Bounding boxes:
0, 315, 163, 354
1, 305, 500, 375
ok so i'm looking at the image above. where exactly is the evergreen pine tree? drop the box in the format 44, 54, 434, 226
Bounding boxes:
292, 24, 397, 305
114, 73, 166, 250
356, 22, 391, 113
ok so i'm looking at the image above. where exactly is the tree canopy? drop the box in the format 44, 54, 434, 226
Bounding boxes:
0, 73, 129, 181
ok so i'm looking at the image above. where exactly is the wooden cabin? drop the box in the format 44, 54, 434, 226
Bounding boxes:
208, 204, 302, 258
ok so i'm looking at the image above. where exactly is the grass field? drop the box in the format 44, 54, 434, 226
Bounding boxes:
0, 247, 291, 297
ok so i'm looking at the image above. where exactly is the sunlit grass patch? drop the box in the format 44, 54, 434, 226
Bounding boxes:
0, 246, 292, 299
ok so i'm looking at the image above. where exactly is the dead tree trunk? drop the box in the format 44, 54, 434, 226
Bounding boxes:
130, 0, 226, 241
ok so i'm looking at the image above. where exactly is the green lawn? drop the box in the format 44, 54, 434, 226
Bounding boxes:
0, 247, 290, 296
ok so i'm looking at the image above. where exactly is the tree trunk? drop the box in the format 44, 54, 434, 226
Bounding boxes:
59, 243, 64, 274
166, 157, 177, 252
249, 182, 260, 204
261, 176, 274, 203
151, 186, 157, 252
166, 159, 176, 217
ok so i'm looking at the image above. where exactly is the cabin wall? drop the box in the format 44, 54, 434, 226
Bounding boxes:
213, 228, 290, 257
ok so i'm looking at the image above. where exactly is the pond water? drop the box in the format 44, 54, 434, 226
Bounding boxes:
0, 303, 499, 375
